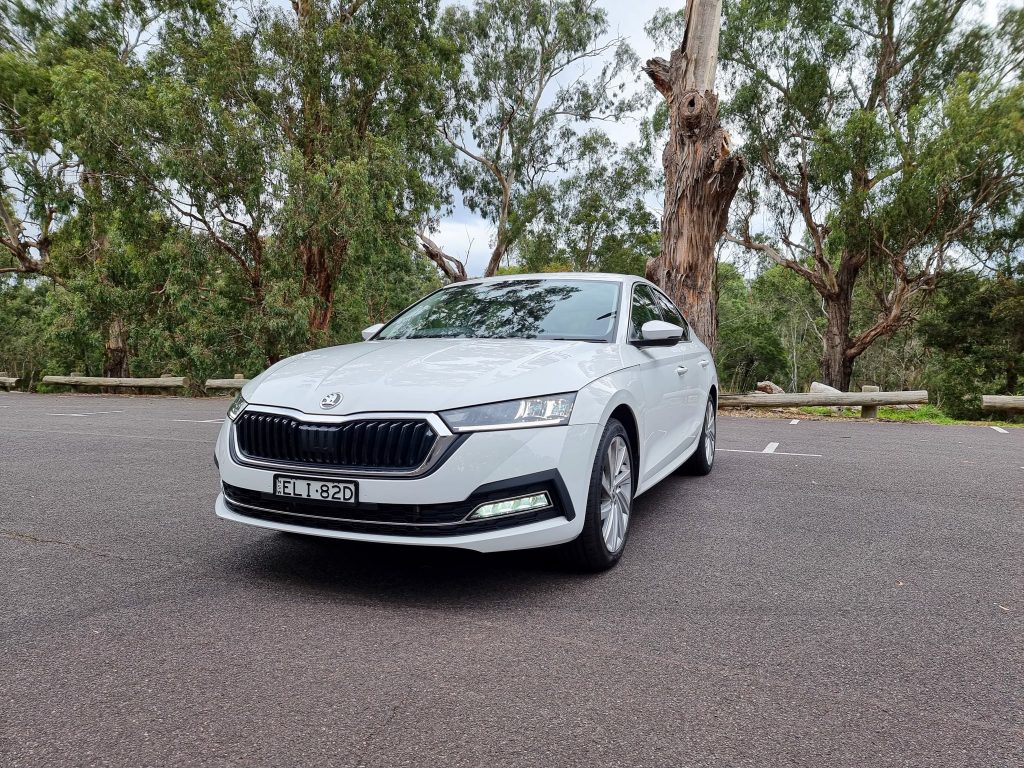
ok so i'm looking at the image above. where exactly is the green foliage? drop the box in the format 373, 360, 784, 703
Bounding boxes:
0, 278, 49, 384
1, 0, 444, 381
516, 133, 658, 275
1, 0, 1022, 411
719, 0, 1024, 387
918, 268, 1024, 418
433, 0, 644, 274
716, 263, 790, 391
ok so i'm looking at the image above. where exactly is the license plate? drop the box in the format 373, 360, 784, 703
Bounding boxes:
274, 475, 357, 504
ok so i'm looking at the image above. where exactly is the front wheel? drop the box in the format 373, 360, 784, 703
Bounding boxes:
567, 418, 634, 572
681, 397, 716, 476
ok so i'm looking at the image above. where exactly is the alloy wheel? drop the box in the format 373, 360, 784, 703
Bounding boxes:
704, 401, 716, 466
600, 435, 632, 553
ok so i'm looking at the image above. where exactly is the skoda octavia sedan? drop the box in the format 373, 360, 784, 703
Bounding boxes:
214, 273, 718, 570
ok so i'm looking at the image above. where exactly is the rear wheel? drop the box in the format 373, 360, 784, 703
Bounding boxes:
567, 419, 634, 572
681, 396, 716, 476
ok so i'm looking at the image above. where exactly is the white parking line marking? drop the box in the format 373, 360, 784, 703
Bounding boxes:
763, 442, 779, 453
991, 426, 1009, 434
719, 448, 822, 457
46, 410, 124, 417
172, 418, 225, 424
790, 419, 800, 425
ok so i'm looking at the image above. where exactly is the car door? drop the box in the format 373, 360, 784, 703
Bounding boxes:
627, 284, 692, 483
651, 287, 707, 447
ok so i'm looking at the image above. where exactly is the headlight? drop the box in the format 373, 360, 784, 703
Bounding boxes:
226, 394, 248, 421
440, 393, 576, 432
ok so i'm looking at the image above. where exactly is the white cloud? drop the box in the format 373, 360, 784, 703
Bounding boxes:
433, 218, 496, 276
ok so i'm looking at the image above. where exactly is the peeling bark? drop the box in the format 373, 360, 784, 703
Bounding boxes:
645, 0, 744, 352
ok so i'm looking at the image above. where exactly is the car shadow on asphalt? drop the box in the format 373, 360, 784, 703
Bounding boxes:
216, 491, 674, 603
221, 530, 590, 603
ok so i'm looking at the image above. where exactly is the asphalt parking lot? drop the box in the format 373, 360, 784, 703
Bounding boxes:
1, 392, 1021, 768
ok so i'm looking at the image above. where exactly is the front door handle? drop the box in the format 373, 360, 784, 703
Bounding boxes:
699, 359, 710, 368
676, 366, 688, 375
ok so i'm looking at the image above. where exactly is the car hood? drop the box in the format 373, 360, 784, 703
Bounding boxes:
243, 338, 630, 415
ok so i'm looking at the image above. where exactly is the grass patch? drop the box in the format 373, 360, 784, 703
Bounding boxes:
795, 404, 1019, 427
877, 405, 960, 424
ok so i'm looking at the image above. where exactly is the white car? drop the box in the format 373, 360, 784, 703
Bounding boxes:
214, 273, 718, 570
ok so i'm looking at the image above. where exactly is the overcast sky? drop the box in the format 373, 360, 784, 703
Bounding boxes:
437, 0, 1013, 276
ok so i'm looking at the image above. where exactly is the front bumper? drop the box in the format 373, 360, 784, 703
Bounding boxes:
214, 418, 598, 552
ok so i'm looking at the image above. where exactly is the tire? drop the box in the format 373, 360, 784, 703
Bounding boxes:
567, 418, 635, 572
681, 396, 716, 476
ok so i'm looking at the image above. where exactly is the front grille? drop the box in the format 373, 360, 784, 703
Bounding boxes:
222, 481, 565, 537
235, 412, 437, 471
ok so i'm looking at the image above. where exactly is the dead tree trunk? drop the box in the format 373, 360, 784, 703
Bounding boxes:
644, 0, 745, 352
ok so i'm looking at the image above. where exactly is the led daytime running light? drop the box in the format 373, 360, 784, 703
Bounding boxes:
469, 492, 551, 520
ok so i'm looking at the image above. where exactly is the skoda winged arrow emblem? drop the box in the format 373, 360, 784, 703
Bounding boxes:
319, 392, 343, 410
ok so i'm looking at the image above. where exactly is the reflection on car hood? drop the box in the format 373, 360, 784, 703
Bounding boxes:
244, 338, 630, 415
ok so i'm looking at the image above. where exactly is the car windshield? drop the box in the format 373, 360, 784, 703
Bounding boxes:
377, 279, 620, 342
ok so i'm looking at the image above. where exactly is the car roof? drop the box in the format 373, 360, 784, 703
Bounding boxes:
459, 272, 642, 286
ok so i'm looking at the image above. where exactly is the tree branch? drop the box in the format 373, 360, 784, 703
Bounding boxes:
643, 57, 672, 98
725, 229, 829, 296
0, 199, 27, 262
418, 230, 467, 282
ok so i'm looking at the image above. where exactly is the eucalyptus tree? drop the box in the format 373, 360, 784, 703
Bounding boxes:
423, 0, 641, 280
148, 0, 449, 344
719, 0, 1024, 389
515, 131, 659, 276
0, 0, 207, 375
0, 0, 96, 282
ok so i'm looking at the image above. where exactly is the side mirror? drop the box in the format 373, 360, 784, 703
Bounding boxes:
361, 323, 385, 341
634, 320, 684, 347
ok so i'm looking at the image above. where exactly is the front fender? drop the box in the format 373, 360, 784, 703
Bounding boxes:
569, 366, 643, 427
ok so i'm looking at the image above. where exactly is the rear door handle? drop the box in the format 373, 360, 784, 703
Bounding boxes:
699, 359, 710, 368
676, 366, 688, 375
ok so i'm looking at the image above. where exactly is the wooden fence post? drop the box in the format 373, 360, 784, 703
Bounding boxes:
861, 385, 880, 418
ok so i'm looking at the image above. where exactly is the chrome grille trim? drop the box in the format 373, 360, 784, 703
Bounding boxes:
230, 408, 459, 478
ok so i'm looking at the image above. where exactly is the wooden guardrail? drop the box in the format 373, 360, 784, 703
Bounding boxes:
982, 395, 1024, 413
38, 372, 254, 392
39, 372, 254, 392
43, 374, 189, 389
205, 374, 250, 390
0, 372, 21, 390
720, 389, 928, 415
